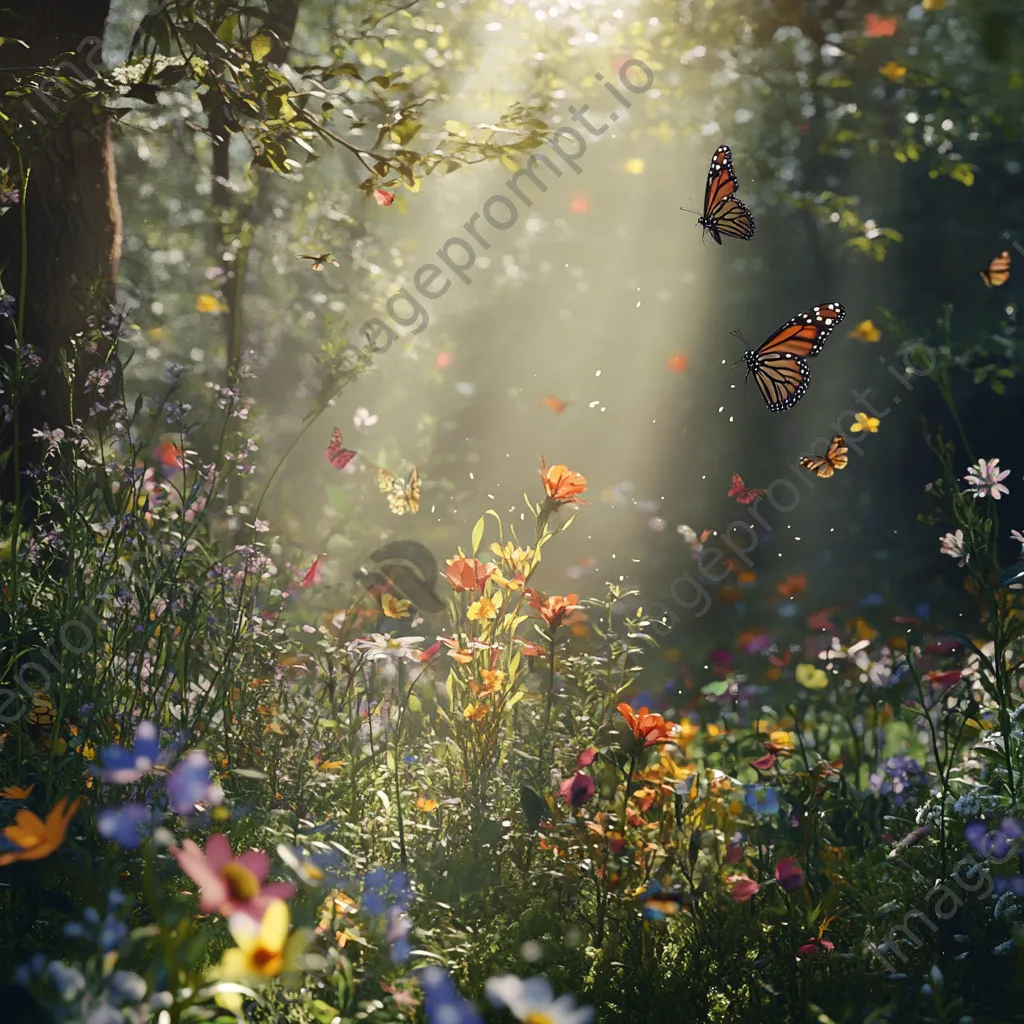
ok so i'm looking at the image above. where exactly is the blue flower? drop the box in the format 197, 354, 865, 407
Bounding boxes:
965, 818, 1024, 860
859, 592, 885, 608
166, 749, 222, 816
91, 721, 163, 784
744, 785, 780, 816
97, 803, 154, 849
419, 966, 483, 1024
869, 756, 927, 806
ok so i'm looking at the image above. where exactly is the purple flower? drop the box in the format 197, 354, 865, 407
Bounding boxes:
558, 771, 596, 809
362, 866, 410, 916
0, 294, 15, 319
869, 755, 927, 806
97, 804, 154, 849
964, 818, 1024, 860
91, 721, 163, 784
166, 750, 223, 816
775, 856, 805, 892
419, 966, 483, 1024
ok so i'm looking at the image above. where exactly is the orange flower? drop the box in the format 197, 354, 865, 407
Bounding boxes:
0, 784, 34, 800
529, 591, 581, 630
864, 12, 897, 37
539, 456, 589, 506
444, 557, 497, 592
776, 574, 807, 599
616, 704, 672, 747
440, 636, 475, 664
0, 797, 81, 867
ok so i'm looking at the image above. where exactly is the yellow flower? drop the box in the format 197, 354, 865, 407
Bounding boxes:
850, 412, 880, 433
850, 319, 881, 343
0, 797, 81, 866
768, 730, 796, 753
879, 61, 907, 82
491, 569, 525, 591
922, 0, 945, 9
624, 158, 645, 174
463, 702, 488, 722
0, 784, 34, 800
209, 900, 313, 1011
381, 593, 411, 619
479, 668, 506, 693
415, 795, 438, 812
671, 720, 699, 750
196, 293, 228, 313
490, 541, 536, 575
467, 595, 498, 621
795, 663, 829, 690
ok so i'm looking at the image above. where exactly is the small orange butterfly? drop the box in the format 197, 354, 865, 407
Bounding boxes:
799, 435, 849, 479
980, 250, 1011, 288
541, 396, 567, 413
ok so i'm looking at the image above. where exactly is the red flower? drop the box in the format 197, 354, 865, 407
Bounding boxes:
775, 856, 804, 892
749, 753, 777, 773
864, 12, 897, 37
529, 591, 582, 630
559, 772, 596, 808
539, 456, 589, 506
616, 704, 672, 747
444, 557, 496, 592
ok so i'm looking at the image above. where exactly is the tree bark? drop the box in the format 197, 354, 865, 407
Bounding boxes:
0, 0, 120, 511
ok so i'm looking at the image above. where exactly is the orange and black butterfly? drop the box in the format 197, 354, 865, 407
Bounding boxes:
980, 250, 1011, 288
297, 252, 340, 271
739, 302, 846, 411
687, 145, 755, 245
799, 435, 849, 479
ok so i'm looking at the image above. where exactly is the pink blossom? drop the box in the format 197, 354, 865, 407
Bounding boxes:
727, 874, 760, 902
964, 458, 1010, 500
170, 833, 296, 920
775, 856, 805, 892
939, 529, 968, 566
576, 746, 598, 769
558, 771, 596, 808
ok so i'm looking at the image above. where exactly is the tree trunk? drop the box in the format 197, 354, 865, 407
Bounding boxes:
0, 0, 120, 512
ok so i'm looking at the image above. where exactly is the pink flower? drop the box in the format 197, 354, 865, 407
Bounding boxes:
797, 937, 835, 958
576, 746, 598, 769
775, 856, 805, 892
939, 529, 967, 566
725, 833, 744, 864
170, 834, 296, 920
558, 771, 596, 809
964, 458, 1010, 500
727, 874, 760, 902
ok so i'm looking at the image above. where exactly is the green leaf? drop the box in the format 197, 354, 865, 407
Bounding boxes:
310, 1000, 341, 1024
471, 515, 485, 555
950, 162, 975, 187
701, 681, 731, 697
407, 692, 422, 713
386, 749, 395, 772
215, 14, 239, 44
250, 34, 272, 62
230, 768, 268, 779
519, 783, 548, 829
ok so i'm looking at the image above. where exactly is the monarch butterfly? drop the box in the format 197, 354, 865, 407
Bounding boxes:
377, 466, 420, 515
980, 250, 1011, 288
688, 145, 756, 245
728, 473, 766, 505
325, 428, 357, 470
799, 435, 849, 478
297, 252, 340, 271
740, 302, 846, 411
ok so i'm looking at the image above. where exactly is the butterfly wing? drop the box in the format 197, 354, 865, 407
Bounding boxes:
325, 427, 357, 470
827, 435, 849, 472
753, 303, 846, 360
799, 454, 833, 479
727, 473, 746, 498
708, 196, 756, 241
407, 466, 420, 513
377, 467, 398, 495
702, 145, 739, 217
750, 355, 811, 412
728, 473, 765, 504
980, 251, 1010, 288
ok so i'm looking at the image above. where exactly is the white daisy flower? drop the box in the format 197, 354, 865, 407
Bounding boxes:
484, 974, 593, 1024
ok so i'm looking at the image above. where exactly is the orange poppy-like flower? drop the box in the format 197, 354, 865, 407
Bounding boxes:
776, 574, 807, 599
0, 796, 81, 867
616, 704, 672, 747
529, 591, 582, 630
463, 703, 489, 722
539, 456, 589, 506
444, 557, 497, 592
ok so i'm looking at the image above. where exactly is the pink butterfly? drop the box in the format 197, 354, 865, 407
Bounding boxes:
299, 555, 323, 588
372, 188, 394, 206
728, 473, 766, 505
325, 427, 357, 470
